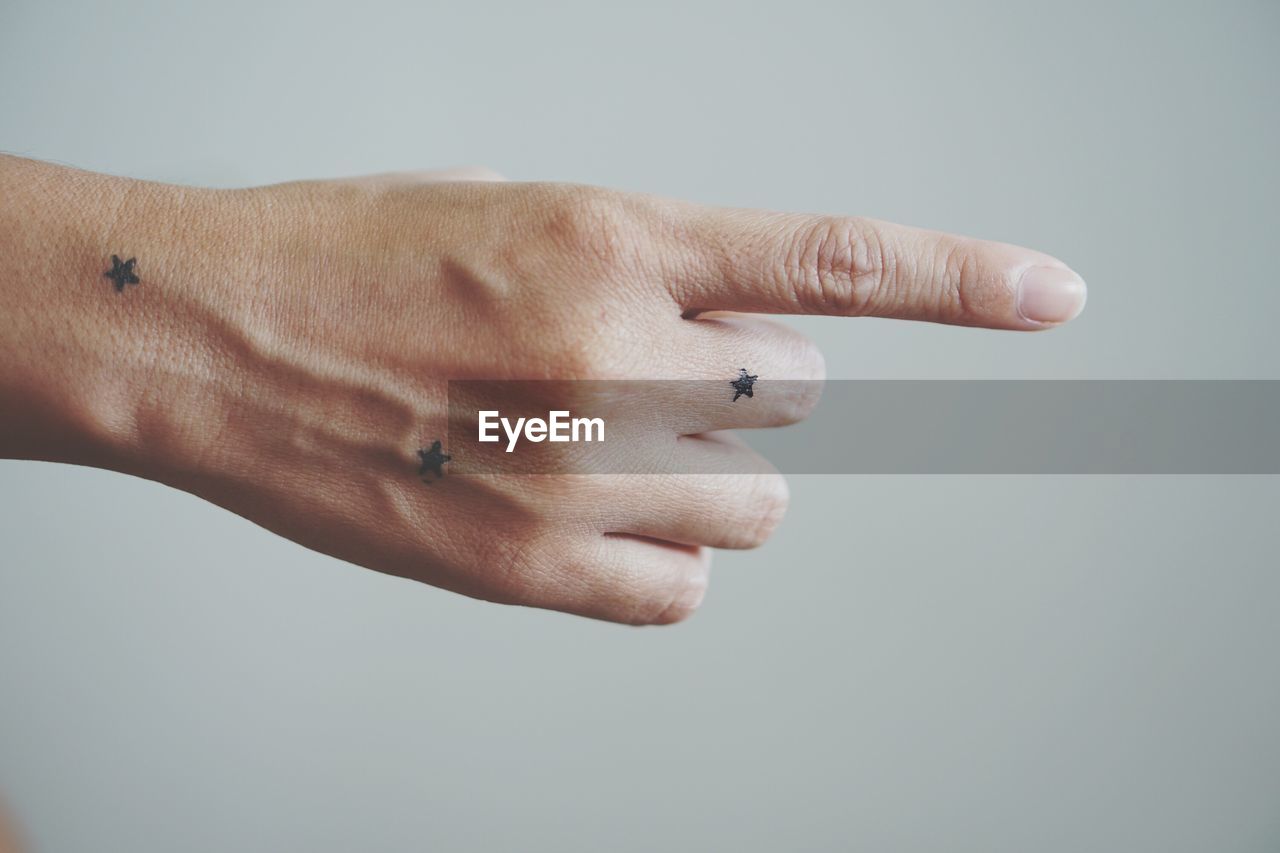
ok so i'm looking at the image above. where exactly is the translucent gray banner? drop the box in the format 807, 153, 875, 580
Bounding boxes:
445, 380, 1280, 474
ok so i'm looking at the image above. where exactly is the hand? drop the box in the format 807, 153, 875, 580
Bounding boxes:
0, 160, 1086, 624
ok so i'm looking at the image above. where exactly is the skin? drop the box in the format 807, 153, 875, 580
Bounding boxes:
0, 155, 1086, 625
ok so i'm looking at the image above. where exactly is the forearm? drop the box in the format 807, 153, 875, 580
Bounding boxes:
0, 155, 129, 464
0, 156, 257, 476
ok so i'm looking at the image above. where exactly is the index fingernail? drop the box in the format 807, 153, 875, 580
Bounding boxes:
1017, 266, 1088, 325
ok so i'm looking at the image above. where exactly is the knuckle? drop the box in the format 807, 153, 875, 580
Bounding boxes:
644, 567, 710, 626
935, 240, 981, 323
543, 333, 597, 378
777, 330, 827, 382
486, 306, 617, 379
540, 323, 625, 379
773, 377, 825, 426
804, 338, 828, 382
770, 333, 826, 423
785, 216, 889, 314
733, 473, 791, 548
543, 185, 640, 268
637, 558, 711, 625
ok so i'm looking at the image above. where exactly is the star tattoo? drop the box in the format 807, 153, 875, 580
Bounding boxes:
730, 368, 758, 401
417, 440, 451, 482
103, 254, 140, 293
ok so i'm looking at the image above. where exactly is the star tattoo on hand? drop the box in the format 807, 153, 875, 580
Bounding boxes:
417, 440, 451, 483
103, 254, 140, 293
730, 368, 758, 401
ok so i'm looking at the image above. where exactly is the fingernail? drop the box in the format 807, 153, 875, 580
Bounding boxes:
1017, 266, 1088, 325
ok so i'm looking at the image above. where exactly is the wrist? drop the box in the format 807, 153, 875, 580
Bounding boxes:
0, 157, 256, 478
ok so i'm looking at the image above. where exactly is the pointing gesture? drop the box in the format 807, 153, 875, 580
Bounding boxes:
668, 202, 1086, 327
1, 159, 1085, 624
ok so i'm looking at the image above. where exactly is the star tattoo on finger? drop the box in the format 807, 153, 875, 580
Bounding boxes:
103, 254, 140, 293
731, 368, 758, 401
417, 440, 451, 483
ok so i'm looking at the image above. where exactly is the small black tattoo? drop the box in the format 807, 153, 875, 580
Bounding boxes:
417, 441, 451, 482
730, 368, 758, 401
103, 255, 140, 293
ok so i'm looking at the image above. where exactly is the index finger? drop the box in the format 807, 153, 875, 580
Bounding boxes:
664, 206, 1087, 330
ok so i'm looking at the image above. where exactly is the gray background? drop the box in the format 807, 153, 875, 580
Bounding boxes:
1, 0, 1278, 850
